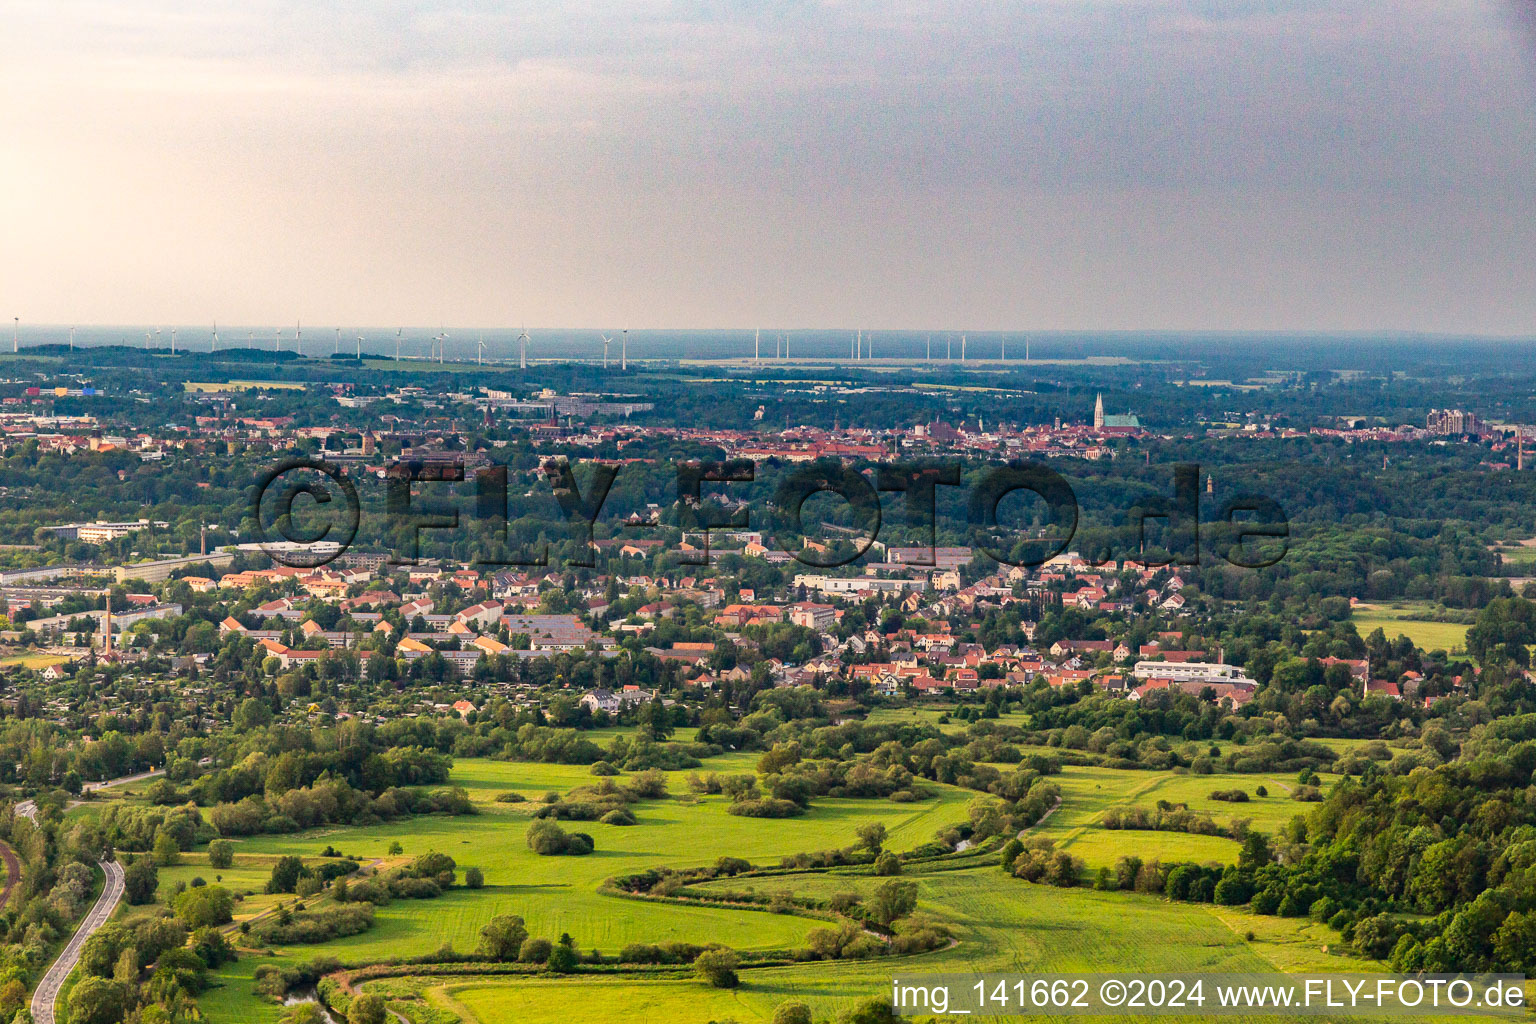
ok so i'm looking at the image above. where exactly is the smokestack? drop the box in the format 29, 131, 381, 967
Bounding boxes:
200, 524, 207, 556
103, 593, 112, 655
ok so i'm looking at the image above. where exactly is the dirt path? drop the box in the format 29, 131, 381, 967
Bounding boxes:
1017, 797, 1063, 838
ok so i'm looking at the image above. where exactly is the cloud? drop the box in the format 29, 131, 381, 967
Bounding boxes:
1, 0, 1534, 330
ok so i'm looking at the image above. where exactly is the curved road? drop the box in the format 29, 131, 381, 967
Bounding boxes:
17, 768, 162, 1024
29, 859, 124, 1024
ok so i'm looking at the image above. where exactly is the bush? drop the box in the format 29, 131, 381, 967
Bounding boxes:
873, 852, 902, 876
773, 1001, 813, 1024
464, 866, 485, 889
519, 938, 553, 964
251, 904, 375, 945
1209, 789, 1249, 802
495, 791, 527, 803
695, 948, 740, 988
600, 807, 638, 826
527, 820, 594, 856
727, 798, 804, 818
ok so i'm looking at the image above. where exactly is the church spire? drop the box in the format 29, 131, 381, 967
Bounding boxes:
1093, 392, 1105, 429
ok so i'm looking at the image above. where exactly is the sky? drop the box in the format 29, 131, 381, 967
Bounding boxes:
3, 0, 1535, 334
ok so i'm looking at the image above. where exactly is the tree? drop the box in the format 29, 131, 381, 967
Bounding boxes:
208, 839, 235, 869
387, 841, 403, 855
773, 1001, 813, 1024
464, 865, 485, 889
266, 855, 306, 894
174, 885, 235, 928
694, 948, 739, 988
70, 979, 128, 1024
873, 851, 901, 876
547, 944, 579, 973
348, 994, 386, 1024
855, 822, 887, 854
868, 880, 918, 926
153, 832, 181, 867
645, 697, 674, 740
123, 857, 159, 905
478, 915, 529, 961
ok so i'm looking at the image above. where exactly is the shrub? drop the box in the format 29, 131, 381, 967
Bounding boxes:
464, 866, 485, 889
773, 1001, 813, 1024
527, 820, 594, 856
873, 852, 902, 876
694, 948, 740, 988
495, 791, 527, 803
727, 798, 804, 819
251, 904, 375, 945
518, 938, 553, 964
1209, 789, 1249, 802
600, 808, 637, 826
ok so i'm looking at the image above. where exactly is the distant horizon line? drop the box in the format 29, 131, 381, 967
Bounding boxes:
7, 325, 1536, 342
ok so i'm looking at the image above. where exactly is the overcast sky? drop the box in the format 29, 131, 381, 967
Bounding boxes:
3, 0, 1535, 333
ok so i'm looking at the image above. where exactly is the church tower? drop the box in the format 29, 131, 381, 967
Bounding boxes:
1093, 393, 1105, 429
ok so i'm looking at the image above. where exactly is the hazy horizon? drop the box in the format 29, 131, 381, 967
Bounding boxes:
5, 1, 1536, 333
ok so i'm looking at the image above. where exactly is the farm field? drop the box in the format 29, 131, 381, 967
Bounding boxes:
1350, 603, 1470, 653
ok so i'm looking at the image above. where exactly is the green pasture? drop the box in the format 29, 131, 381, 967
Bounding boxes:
1350, 603, 1470, 653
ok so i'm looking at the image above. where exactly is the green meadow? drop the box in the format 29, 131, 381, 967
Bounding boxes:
1350, 603, 1470, 654
85, 757, 1390, 1024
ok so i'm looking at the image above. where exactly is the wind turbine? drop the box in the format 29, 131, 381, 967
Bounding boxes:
274, 328, 282, 352
518, 328, 529, 369
335, 328, 341, 355
395, 329, 402, 361
927, 334, 932, 361
154, 328, 162, 350
621, 328, 627, 370
170, 328, 177, 354
602, 333, 612, 369
754, 328, 759, 365
295, 321, 303, 356
10, 318, 16, 353
1001, 335, 1005, 361
477, 333, 487, 365
357, 334, 364, 358
435, 331, 448, 363
211, 322, 219, 352
961, 334, 967, 362
68, 327, 75, 351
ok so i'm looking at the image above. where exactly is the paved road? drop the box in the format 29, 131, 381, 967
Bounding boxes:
29, 858, 124, 1024
16, 768, 161, 1024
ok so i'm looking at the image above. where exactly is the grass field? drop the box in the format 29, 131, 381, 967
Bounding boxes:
436, 870, 1293, 1024
185, 757, 977, 1022
1350, 603, 1470, 653
94, 756, 1375, 1024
